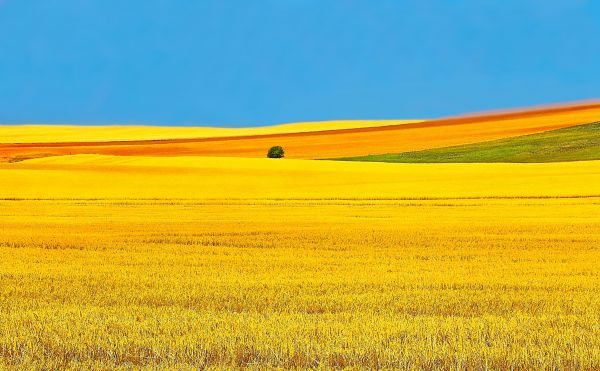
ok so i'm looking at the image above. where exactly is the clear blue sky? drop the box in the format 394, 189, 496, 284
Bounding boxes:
0, 1, 598, 127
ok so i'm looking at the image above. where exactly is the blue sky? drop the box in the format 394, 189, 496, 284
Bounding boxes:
0, 1, 598, 126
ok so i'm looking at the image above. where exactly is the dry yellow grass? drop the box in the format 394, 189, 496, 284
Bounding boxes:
0, 155, 599, 368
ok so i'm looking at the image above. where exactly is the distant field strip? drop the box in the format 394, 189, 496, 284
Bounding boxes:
0, 120, 418, 144
2, 102, 600, 161
335, 121, 600, 163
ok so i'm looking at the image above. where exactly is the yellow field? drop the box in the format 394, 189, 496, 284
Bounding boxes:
1, 155, 600, 368
3, 154, 600, 199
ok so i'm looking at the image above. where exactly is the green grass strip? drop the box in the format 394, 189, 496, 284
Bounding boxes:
332, 122, 600, 163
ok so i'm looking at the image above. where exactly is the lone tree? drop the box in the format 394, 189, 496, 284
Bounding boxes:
267, 146, 285, 158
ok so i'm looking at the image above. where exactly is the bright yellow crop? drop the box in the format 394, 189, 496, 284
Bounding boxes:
0, 156, 599, 368
1, 155, 600, 199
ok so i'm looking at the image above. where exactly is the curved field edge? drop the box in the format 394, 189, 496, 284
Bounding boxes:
0, 120, 421, 144
332, 122, 600, 163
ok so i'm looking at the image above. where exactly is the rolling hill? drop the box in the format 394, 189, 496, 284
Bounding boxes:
2, 102, 600, 162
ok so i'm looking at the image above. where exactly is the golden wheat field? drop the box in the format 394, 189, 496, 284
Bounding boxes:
1, 153, 600, 369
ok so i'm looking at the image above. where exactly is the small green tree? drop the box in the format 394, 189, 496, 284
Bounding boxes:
267, 146, 285, 158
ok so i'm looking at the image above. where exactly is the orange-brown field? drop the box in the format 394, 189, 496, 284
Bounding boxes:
2, 102, 600, 161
